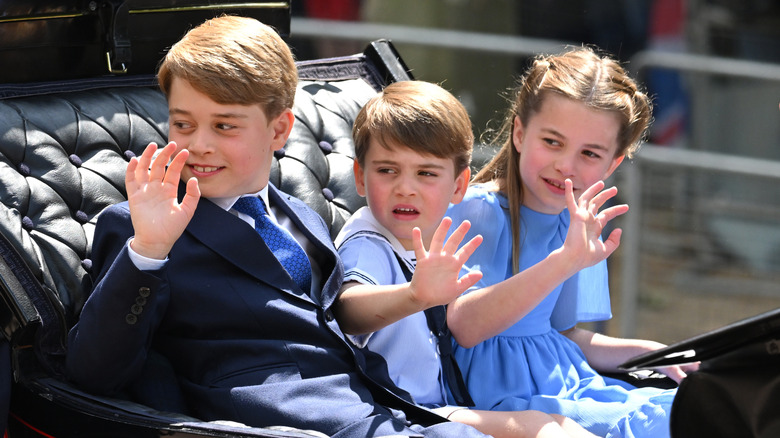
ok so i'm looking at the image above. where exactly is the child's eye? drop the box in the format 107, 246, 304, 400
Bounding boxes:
418, 170, 438, 177
543, 138, 561, 147
172, 121, 193, 130
215, 123, 236, 131
582, 150, 602, 159
377, 168, 396, 174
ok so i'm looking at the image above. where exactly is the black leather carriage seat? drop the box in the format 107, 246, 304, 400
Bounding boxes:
0, 40, 412, 437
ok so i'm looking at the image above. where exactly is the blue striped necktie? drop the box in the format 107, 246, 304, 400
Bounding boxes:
233, 196, 312, 291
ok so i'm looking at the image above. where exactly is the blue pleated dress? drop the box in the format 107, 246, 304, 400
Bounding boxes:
446, 185, 676, 438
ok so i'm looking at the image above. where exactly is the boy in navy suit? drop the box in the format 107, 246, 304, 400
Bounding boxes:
65, 15, 488, 438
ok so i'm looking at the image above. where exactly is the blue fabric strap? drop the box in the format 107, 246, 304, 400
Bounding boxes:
233, 196, 312, 292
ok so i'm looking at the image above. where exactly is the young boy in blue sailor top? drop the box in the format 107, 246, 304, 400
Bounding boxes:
334, 80, 604, 438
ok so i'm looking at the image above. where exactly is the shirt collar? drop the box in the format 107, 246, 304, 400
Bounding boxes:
212, 186, 271, 213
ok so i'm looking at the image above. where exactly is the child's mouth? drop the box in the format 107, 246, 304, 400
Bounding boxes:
190, 164, 223, 176
393, 207, 419, 218
543, 177, 566, 193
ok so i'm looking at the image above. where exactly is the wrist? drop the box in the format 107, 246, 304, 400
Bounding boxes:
546, 248, 582, 280
129, 237, 170, 261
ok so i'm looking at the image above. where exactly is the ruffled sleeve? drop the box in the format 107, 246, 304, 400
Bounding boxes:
447, 186, 514, 289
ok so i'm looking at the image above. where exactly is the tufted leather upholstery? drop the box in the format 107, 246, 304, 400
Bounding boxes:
0, 40, 412, 435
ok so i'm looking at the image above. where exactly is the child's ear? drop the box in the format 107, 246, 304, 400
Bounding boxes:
353, 160, 367, 197
270, 108, 295, 151
450, 167, 471, 204
604, 155, 625, 179
512, 115, 524, 154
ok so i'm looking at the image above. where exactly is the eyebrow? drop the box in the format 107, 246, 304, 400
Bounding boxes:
169, 108, 249, 119
370, 159, 447, 170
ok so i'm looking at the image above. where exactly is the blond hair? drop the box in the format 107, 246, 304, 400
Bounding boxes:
474, 46, 652, 274
353, 80, 473, 175
157, 15, 297, 119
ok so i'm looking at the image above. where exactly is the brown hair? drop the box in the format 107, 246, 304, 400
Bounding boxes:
474, 46, 652, 274
157, 15, 297, 119
353, 80, 474, 175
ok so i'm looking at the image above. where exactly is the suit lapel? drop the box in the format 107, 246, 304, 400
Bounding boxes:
185, 194, 315, 305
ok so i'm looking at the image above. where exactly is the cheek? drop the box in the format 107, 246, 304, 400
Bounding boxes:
580, 164, 612, 186
363, 182, 388, 209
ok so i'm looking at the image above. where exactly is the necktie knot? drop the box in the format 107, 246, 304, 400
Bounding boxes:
233, 196, 312, 291
233, 196, 268, 219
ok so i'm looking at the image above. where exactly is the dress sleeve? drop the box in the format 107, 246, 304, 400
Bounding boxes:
550, 259, 613, 330
447, 187, 514, 290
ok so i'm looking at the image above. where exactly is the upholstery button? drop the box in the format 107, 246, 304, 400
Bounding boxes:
21, 217, 34, 231
138, 287, 151, 297
68, 154, 83, 167
324, 309, 334, 321
74, 210, 89, 224
81, 259, 92, 271
18, 163, 30, 176
321, 187, 334, 202
131, 304, 143, 315
123, 150, 136, 161
125, 314, 138, 325
318, 141, 333, 154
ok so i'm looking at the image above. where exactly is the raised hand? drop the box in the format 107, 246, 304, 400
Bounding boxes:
408, 217, 483, 308
562, 179, 629, 269
126, 142, 200, 260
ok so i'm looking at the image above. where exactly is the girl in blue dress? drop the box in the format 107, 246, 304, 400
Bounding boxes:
445, 47, 698, 438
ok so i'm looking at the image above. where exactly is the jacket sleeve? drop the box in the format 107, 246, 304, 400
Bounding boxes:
65, 203, 170, 394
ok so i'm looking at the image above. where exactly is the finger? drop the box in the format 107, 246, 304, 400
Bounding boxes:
164, 147, 189, 188
429, 217, 453, 253
455, 235, 483, 262
125, 156, 140, 189
456, 270, 483, 294
578, 180, 606, 205
134, 143, 159, 183
442, 219, 471, 254
149, 142, 176, 182
663, 366, 688, 384
590, 186, 619, 210
412, 227, 426, 258
597, 204, 629, 225
565, 179, 578, 213
180, 177, 201, 216
601, 228, 623, 257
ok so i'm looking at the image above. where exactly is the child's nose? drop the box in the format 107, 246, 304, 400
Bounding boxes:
554, 153, 576, 176
394, 174, 416, 196
186, 131, 214, 155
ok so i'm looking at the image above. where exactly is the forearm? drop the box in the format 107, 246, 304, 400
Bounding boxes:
562, 327, 667, 373
334, 281, 427, 335
448, 248, 579, 348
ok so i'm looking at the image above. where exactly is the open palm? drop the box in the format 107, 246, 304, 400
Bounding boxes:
126, 142, 200, 260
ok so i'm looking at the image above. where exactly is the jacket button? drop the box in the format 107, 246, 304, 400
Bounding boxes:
324, 309, 334, 321
131, 304, 144, 315
125, 314, 138, 325
138, 287, 151, 298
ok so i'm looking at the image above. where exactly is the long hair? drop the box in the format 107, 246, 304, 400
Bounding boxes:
473, 46, 652, 274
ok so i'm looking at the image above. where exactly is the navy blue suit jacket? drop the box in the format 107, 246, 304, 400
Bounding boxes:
66, 183, 487, 438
